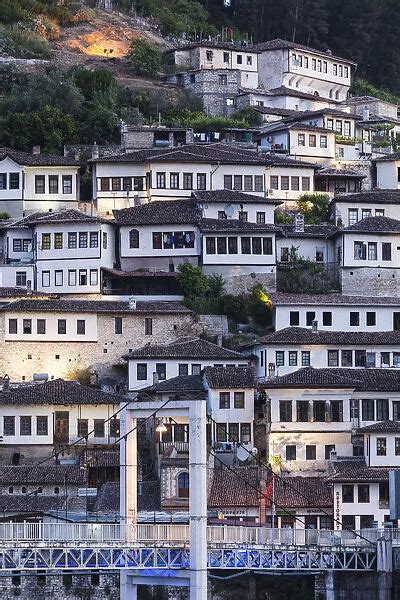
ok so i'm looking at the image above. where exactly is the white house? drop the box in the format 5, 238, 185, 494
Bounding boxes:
375, 153, 400, 189
193, 190, 280, 224
0, 148, 80, 219
277, 222, 338, 264
258, 122, 336, 163
330, 191, 400, 227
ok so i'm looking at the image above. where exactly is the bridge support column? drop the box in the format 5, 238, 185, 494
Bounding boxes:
189, 398, 208, 600
325, 570, 335, 600
120, 573, 137, 600
377, 537, 393, 600
120, 409, 137, 540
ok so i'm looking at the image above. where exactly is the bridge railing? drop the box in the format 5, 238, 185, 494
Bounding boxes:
0, 522, 395, 547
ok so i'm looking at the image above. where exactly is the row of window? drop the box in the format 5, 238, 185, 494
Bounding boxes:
297, 133, 329, 148
206, 50, 254, 66
223, 175, 264, 192
35, 175, 73, 195
98, 176, 145, 192
281, 246, 325, 263
354, 241, 392, 261
270, 176, 311, 192
0, 172, 20, 191
41, 231, 107, 250
219, 391, 245, 409
279, 400, 343, 423
215, 422, 251, 443
291, 53, 349, 79
217, 210, 267, 223
9, 318, 87, 335
41, 269, 99, 288
3, 416, 119, 438
327, 350, 400, 368
153, 231, 195, 250
205, 236, 273, 256
156, 172, 207, 190
342, 483, 389, 505
289, 309, 378, 328
348, 208, 385, 225
285, 443, 336, 461
325, 119, 352, 136
136, 362, 202, 380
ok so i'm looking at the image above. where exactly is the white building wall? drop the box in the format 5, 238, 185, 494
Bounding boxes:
376, 161, 400, 190
331, 201, 398, 227
119, 224, 201, 259
4, 312, 98, 342
333, 482, 387, 530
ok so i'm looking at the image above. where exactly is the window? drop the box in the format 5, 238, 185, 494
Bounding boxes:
129, 228, 139, 249
357, 484, 370, 503
335, 120, 342, 134
362, 399, 374, 421
297, 401, 309, 422
89, 269, 98, 286
280, 247, 289, 262
145, 317, 153, 336
312, 58, 316, 70
252, 238, 261, 254
355, 350, 366, 367
317, 59, 322, 72
288, 351, 297, 366
206, 238, 216, 254
9, 172, 19, 189
234, 175, 243, 190
94, 419, 105, 438
4, 416, 15, 436
76, 320, 85, 335
62, 175, 72, 194
15, 272, 26, 287
113, 317, 122, 336
281, 176, 289, 190
309, 134, 316, 147
183, 173, 193, 190
238, 211, 248, 222
111, 177, 121, 192
68, 232, 77, 249
376, 399, 389, 421
366, 312, 376, 326
191, 364, 201, 375
79, 270, 87, 286
170, 173, 179, 189
37, 416, 48, 436
234, 392, 245, 409
37, 319, 46, 335
290, 311, 299, 326
110, 418, 120, 438
325, 444, 335, 459
323, 311, 332, 326
350, 312, 359, 326
156, 172, 166, 188
228, 237, 238, 254
217, 237, 227, 254
55, 270, 63, 286
291, 177, 300, 191
348, 209, 358, 226
79, 232, 88, 248
306, 445, 316, 460
20, 416, 31, 436
275, 351, 284, 366
224, 175, 233, 189
236, 54, 243, 64
342, 484, 354, 503
156, 363, 166, 380
270, 175, 279, 190
23, 319, 32, 334
319, 134, 328, 149
306, 311, 316, 326
368, 242, 377, 260
331, 401, 343, 422
178, 363, 189, 376
218, 74, 227, 85
197, 173, 206, 190
302, 177, 310, 191
286, 445, 296, 461
35, 175, 45, 194
42, 271, 50, 287
219, 392, 230, 409
244, 175, 253, 191
377, 437, 387, 456
280, 401, 292, 422
77, 419, 88, 438
8, 319, 17, 334
298, 133, 305, 146
137, 363, 147, 380
395, 438, 400, 456
89, 232, 99, 248
254, 176, 263, 191
301, 351, 310, 366
67, 270, 76, 287
256, 212, 265, 224
341, 349, 353, 367
41, 233, 51, 250
314, 401, 326, 422
241, 237, 251, 254
223, 52, 229, 63
49, 175, 59, 194
382, 242, 392, 261
178, 472, 190, 498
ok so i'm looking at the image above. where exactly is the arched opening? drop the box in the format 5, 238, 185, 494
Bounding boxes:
177, 472, 189, 498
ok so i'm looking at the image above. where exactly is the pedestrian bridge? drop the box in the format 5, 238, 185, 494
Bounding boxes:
0, 523, 392, 572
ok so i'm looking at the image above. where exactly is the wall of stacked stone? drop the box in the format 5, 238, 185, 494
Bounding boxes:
0, 573, 119, 599
341, 267, 400, 297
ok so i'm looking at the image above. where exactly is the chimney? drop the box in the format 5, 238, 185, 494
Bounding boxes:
268, 363, 276, 379
330, 449, 337, 461
294, 213, 305, 233
32, 145, 41, 155
128, 297, 137, 310
91, 142, 99, 160
312, 320, 318, 333
26, 280, 32, 295
153, 372, 159, 385
2, 374, 10, 390
363, 107, 370, 122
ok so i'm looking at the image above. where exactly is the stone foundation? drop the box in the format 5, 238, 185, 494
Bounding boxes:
0, 572, 118, 599
341, 267, 400, 297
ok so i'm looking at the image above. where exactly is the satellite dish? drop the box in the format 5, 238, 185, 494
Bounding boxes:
224, 204, 235, 218
236, 446, 248, 462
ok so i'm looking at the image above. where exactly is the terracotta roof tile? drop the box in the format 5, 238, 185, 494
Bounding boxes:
343, 216, 400, 233
0, 465, 86, 485
0, 379, 121, 406
2, 299, 191, 314
268, 292, 400, 306
331, 190, 400, 204
208, 466, 260, 507
0, 148, 80, 167
327, 459, 394, 483
124, 337, 242, 360
204, 366, 256, 388
260, 327, 400, 346
358, 421, 400, 433
113, 199, 201, 226
270, 477, 333, 508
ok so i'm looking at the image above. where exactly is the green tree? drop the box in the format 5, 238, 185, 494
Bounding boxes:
296, 193, 330, 224
207, 274, 225, 298
128, 39, 161, 77
177, 263, 208, 299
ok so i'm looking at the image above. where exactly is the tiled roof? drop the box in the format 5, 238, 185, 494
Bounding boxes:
266, 86, 341, 103
375, 152, 400, 162
82, 449, 120, 467
138, 375, 205, 398
316, 167, 366, 179
2, 299, 191, 314
254, 38, 356, 65
252, 106, 303, 117
0, 147, 80, 167
260, 121, 334, 134
358, 421, 400, 433
327, 459, 393, 483
268, 292, 400, 306
288, 108, 361, 120
93, 481, 119, 512
259, 327, 400, 346
165, 41, 259, 53
208, 466, 260, 507
343, 216, 400, 233
193, 190, 279, 205
0, 287, 44, 298
92, 143, 316, 168
264, 367, 400, 391
26, 209, 108, 225
113, 199, 201, 226
124, 337, 243, 360
204, 366, 256, 389
0, 379, 120, 406
199, 218, 279, 232
0, 495, 82, 513
331, 190, 400, 204
270, 477, 333, 508
0, 465, 86, 484
280, 224, 339, 238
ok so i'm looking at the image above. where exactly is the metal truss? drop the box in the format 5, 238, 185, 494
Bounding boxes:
0, 546, 377, 572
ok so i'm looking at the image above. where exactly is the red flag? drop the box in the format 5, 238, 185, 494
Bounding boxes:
264, 475, 274, 503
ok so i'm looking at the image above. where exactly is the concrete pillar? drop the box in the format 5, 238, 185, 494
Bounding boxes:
325, 570, 335, 600
189, 398, 208, 600
377, 538, 393, 600
248, 573, 256, 600
120, 572, 137, 600
120, 407, 137, 541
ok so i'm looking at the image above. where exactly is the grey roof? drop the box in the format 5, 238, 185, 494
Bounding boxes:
288, 108, 361, 121
193, 190, 279, 205
263, 367, 400, 391
200, 218, 279, 232
342, 216, 400, 233
138, 374, 205, 397
280, 224, 339, 238
266, 86, 341, 103
208, 466, 260, 508
0, 287, 44, 298
0, 465, 86, 485
316, 167, 366, 179
375, 153, 400, 162
165, 41, 260, 54
271, 477, 333, 508
260, 327, 400, 346
260, 121, 334, 134
204, 366, 256, 389
2, 299, 191, 314
268, 292, 400, 306
124, 337, 243, 360
0, 147, 80, 167
0, 379, 121, 406
0, 495, 82, 513
327, 459, 393, 483
25, 209, 108, 225
331, 190, 400, 204
113, 199, 201, 226
358, 421, 400, 433
254, 38, 356, 65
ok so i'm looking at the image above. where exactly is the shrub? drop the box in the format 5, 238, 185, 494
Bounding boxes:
127, 39, 161, 77
177, 263, 208, 300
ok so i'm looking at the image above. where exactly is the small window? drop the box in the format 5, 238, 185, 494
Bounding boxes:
366, 312, 376, 326
156, 363, 166, 380
77, 419, 89, 437
281, 176, 289, 190
41, 233, 51, 250
358, 484, 370, 503
288, 351, 297, 366
15, 271, 26, 287
290, 311, 299, 326
79, 269, 87, 286
377, 438, 387, 456
234, 392, 245, 409
35, 175, 45, 194
48, 175, 59, 194
115, 317, 122, 335
37, 319, 46, 335
54, 487, 60, 494
23, 319, 32, 334
191, 364, 201, 375
341, 350, 353, 367
145, 317, 153, 336
275, 351, 284, 367
178, 472, 189, 498
94, 419, 105, 438
342, 484, 354, 503
79, 233, 88, 248
323, 312, 332, 326
280, 401, 292, 422
62, 175, 72, 194
325, 444, 335, 459
9, 172, 19, 189
382, 242, 392, 261
90, 269, 98, 286
89, 232, 99, 248
223, 52, 229, 63
270, 175, 279, 190
55, 270, 63, 286
256, 212, 265, 224
286, 445, 296, 461
302, 177, 310, 191
219, 392, 230, 409
206, 237, 216, 254
197, 173, 206, 190
77, 320, 86, 335
68, 232, 77, 249
306, 311, 316, 326
178, 363, 189, 376
58, 319, 67, 335
301, 351, 310, 366
350, 312, 359, 327
4, 416, 15, 436
20, 416, 32, 436
309, 134, 316, 147
306, 445, 316, 460
129, 229, 139, 249
37, 416, 48, 436
137, 363, 147, 381
68, 270, 76, 286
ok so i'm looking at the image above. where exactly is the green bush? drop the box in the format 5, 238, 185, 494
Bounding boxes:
127, 39, 161, 77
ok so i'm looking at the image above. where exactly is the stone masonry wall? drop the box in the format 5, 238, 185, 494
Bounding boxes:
0, 573, 119, 600
341, 267, 400, 297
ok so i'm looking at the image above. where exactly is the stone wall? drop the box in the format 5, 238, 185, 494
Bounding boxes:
0, 572, 118, 600
202, 265, 276, 295
341, 267, 400, 297
179, 69, 240, 117
195, 315, 228, 340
